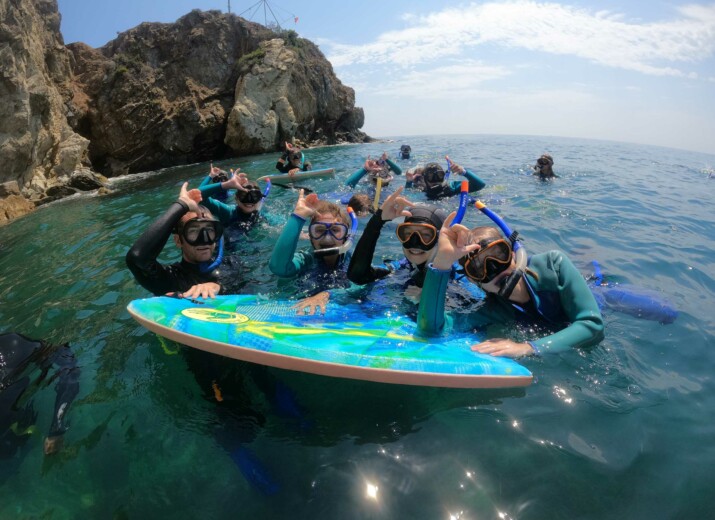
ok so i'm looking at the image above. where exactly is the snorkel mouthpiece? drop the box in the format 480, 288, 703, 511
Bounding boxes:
474, 201, 527, 298
313, 208, 358, 258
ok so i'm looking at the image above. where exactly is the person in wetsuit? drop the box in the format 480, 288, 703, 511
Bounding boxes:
276, 142, 312, 174
199, 163, 231, 202
405, 156, 486, 200
533, 154, 557, 179
418, 221, 604, 358
269, 190, 354, 314
348, 187, 446, 289
0, 333, 79, 458
345, 152, 402, 189
125, 182, 224, 298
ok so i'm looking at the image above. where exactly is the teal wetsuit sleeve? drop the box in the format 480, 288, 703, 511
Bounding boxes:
200, 195, 235, 227
269, 214, 311, 277
462, 169, 486, 191
345, 167, 368, 188
386, 159, 402, 175
417, 265, 452, 336
199, 176, 212, 188
448, 169, 486, 193
530, 252, 605, 355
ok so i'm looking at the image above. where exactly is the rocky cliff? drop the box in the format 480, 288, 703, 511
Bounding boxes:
0, 2, 368, 224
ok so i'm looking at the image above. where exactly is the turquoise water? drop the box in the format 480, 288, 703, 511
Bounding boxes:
1, 135, 714, 518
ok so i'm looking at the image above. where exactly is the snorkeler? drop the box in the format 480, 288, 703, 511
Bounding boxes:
405, 156, 486, 200
198, 170, 281, 235
533, 154, 557, 179
276, 142, 312, 174
345, 152, 403, 189
399, 144, 412, 160
348, 187, 445, 287
199, 163, 232, 201
269, 189, 356, 314
0, 333, 79, 458
346, 193, 374, 217
417, 205, 604, 358
126, 182, 224, 298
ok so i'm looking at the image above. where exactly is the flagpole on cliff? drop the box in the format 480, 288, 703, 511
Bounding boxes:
227, 1, 231, 13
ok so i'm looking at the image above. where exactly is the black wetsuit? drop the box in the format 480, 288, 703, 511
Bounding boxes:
125, 201, 221, 296
275, 159, 312, 173
347, 210, 427, 287
0, 333, 79, 459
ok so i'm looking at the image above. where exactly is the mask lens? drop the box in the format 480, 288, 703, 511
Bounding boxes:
463, 240, 511, 281
182, 220, 222, 246
396, 223, 438, 250
309, 222, 348, 240
237, 189, 263, 204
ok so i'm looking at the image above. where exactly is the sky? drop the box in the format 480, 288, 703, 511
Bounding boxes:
57, 0, 715, 155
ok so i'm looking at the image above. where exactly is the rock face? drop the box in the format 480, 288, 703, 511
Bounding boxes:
0, 0, 90, 223
225, 37, 365, 154
0, 4, 368, 224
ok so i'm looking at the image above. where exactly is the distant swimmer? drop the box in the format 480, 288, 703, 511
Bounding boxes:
533, 154, 557, 179
345, 152, 402, 189
399, 144, 412, 160
405, 156, 486, 200
276, 142, 312, 175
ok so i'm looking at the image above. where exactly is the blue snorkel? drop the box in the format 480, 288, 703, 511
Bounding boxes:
452, 180, 469, 226
199, 235, 224, 274
313, 207, 359, 258
258, 179, 271, 212
444, 157, 453, 183
474, 200, 527, 299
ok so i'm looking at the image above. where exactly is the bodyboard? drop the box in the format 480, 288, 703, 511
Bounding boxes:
127, 294, 533, 389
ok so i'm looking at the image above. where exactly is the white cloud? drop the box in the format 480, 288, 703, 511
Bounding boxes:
326, 1, 715, 77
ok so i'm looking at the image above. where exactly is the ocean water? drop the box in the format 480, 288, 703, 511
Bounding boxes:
1, 135, 714, 519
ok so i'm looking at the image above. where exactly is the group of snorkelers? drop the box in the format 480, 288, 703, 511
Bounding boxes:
126, 143, 602, 360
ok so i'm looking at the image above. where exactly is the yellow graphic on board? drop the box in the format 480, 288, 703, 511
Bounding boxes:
181, 308, 250, 324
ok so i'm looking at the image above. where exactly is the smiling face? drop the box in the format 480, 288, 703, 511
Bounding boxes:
402, 244, 437, 267
309, 213, 347, 250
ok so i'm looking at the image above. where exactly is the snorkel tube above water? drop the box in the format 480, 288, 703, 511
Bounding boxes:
452, 181, 469, 226
474, 200, 527, 299
313, 208, 359, 258
257, 179, 272, 212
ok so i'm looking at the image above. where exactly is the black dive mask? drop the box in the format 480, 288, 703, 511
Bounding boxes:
181, 219, 223, 246
237, 189, 264, 205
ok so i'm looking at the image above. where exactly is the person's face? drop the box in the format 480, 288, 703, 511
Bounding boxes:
475, 260, 516, 294
236, 199, 258, 214
402, 244, 437, 267
174, 229, 217, 264
309, 213, 347, 250
289, 154, 302, 166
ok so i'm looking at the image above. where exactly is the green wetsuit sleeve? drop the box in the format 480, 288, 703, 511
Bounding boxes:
530, 252, 605, 355
448, 169, 486, 193
386, 159, 402, 175
199, 194, 235, 227
417, 265, 452, 336
269, 214, 312, 277
345, 167, 368, 188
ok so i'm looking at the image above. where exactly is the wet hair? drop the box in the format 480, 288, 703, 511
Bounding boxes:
312, 200, 351, 227
347, 193, 373, 215
467, 226, 503, 246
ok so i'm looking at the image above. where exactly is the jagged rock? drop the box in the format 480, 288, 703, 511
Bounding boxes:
0, 181, 22, 197
0, 0, 89, 220
69, 168, 106, 191
1, 5, 368, 224
0, 195, 35, 224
